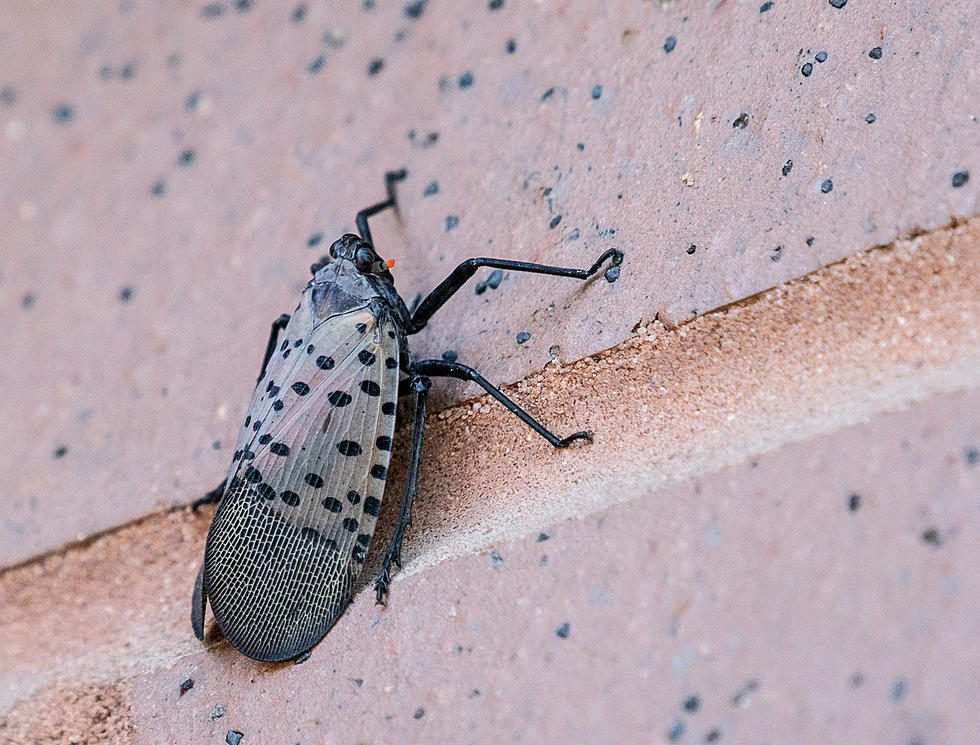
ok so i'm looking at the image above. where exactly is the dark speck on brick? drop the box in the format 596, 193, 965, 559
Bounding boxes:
487, 269, 503, 288
177, 149, 195, 167
555, 622, 569, 638
537, 532, 550, 542
53, 446, 68, 459
445, 215, 459, 231
308, 55, 325, 74
770, 245, 783, 262
865, 113, 876, 124
591, 84, 602, 99
687, 244, 696, 255
782, 159, 793, 176
52, 104, 75, 124
921, 527, 943, 546
423, 181, 438, 197
179, 677, 194, 696
705, 729, 721, 742
458, 71, 474, 89
848, 493, 861, 511
441, 349, 457, 363
185, 90, 200, 110
118, 286, 133, 302
869, 47, 883, 59
505, 38, 516, 53
890, 679, 907, 701
667, 720, 685, 742
732, 113, 749, 129
0, 87, 15, 106
488, 0, 504, 9
965, 447, 979, 465
683, 694, 700, 712
664, 36, 677, 53
801, 62, 813, 77
413, 708, 425, 719
541, 87, 555, 101
759, 0, 773, 11
821, 179, 834, 193
21, 292, 35, 309
576, 143, 584, 151
201, 3, 225, 18
120, 62, 136, 80
404, 0, 426, 18
308, 232, 323, 247
806, 236, 815, 246
368, 58, 384, 76
828, 0, 847, 8
549, 214, 562, 229
291, 3, 306, 22
150, 179, 166, 197
815, 51, 827, 63
951, 170, 969, 188
225, 732, 243, 745
516, 331, 531, 344
235, 0, 252, 11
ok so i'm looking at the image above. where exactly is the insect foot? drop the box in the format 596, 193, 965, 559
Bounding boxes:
556, 430, 593, 447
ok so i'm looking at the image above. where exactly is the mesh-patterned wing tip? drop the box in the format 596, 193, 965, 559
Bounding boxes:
191, 560, 206, 641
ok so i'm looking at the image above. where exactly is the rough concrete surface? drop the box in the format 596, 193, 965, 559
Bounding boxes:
1, 0, 978, 563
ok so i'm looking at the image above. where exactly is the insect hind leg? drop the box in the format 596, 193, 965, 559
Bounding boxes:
412, 359, 592, 447
356, 169, 408, 246
375, 375, 430, 604
191, 478, 227, 512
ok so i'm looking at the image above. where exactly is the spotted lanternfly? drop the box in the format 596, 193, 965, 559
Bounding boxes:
191, 170, 624, 661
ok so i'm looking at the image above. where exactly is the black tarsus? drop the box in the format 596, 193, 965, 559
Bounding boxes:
406, 248, 623, 334
192, 478, 227, 512
257, 313, 291, 383
356, 169, 408, 246
375, 375, 430, 604
412, 359, 591, 447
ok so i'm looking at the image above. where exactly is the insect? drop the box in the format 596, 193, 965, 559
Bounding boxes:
191, 170, 624, 661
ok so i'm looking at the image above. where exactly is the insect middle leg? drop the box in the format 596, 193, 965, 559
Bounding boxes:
411, 359, 591, 447
257, 313, 290, 383
405, 248, 623, 334
375, 375, 431, 603
356, 169, 408, 246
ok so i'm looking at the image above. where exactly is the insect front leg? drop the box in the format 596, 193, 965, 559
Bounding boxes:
375, 375, 431, 604
257, 313, 290, 384
355, 169, 408, 246
405, 248, 623, 333
412, 359, 591, 447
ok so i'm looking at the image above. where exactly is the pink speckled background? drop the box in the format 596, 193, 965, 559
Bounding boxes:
0, 0, 976, 564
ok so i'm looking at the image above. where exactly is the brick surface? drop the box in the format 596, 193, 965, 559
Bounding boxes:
1, 0, 977, 563
1, 387, 977, 743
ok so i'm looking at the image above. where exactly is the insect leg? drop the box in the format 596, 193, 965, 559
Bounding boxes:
355, 169, 408, 246
257, 313, 291, 383
406, 248, 623, 333
375, 375, 431, 604
191, 478, 227, 512
412, 359, 592, 447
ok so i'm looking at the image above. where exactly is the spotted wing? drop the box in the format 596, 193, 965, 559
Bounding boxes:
203, 306, 400, 661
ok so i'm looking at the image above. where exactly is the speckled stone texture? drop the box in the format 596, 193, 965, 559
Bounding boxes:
1, 0, 976, 564
1, 1, 979, 742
